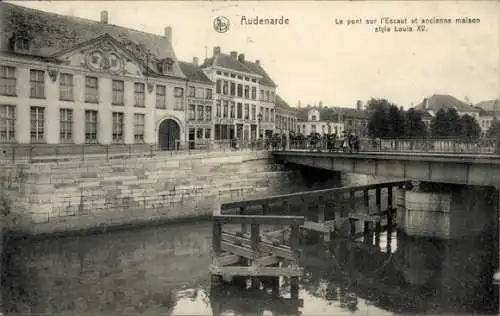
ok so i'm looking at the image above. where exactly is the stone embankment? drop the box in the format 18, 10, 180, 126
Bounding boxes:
0, 151, 305, 236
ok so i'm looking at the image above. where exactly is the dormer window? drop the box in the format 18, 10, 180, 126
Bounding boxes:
312, 115, 317, 121
162, 58, 174, 74
13, 37, 31, 53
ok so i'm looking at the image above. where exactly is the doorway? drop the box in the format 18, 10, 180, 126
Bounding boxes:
158, 119, 180, 150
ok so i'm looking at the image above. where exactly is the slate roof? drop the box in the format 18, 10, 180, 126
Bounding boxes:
0, 2, 186, 78
201, 52, 277, 87
476, 99, 500, 112
414, 94, 479, 113
296, 106, 368, 121
275, 95, 292, 109
178, 61, 213, 84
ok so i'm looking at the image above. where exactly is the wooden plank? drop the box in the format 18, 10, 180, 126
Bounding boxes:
220, 241, 256, 259
239, 206, 248, 234
300, 220, 334, 233
215, 254, 240, 266
222, 232, 295, 260
213, 222, 222, 256
211, 296, 304, 310
251, 223, 260, 260
255, 255, 279, 266
213, 215, 305, 225
349, 213, 381, 222
387, 186, 393, 208
376, 187, 381, 213
209, 265, 303, 277
219, 180, 411, 211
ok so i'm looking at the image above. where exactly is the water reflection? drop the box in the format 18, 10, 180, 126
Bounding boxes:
1, 222, 498, 315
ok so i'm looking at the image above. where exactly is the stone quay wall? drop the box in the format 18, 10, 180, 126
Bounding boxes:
0, 151, 305, 236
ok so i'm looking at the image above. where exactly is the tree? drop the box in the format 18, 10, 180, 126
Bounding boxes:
366, 98, 406, 138
387, 105, 405, 137
459, 114, 481, 139
430, 108, 462, 137
404, 108, 427, 137
487, 119, 500, 139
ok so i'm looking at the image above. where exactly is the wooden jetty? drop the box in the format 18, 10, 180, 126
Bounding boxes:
210, 180, 411, 299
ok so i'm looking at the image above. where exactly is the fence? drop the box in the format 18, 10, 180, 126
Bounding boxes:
0, 139, 277, 163
287, 137, 500, 155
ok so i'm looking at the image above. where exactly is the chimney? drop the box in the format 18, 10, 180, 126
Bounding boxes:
100, 11, 109, 24
164, 26, 172, 43
256, 59, 260, 65
238, 53, 245, 63
192, 57, 199, 66
230, 51, 238, 58
423, 98, 429, 109
213, 46, 221, 56
356, 100, 362, 110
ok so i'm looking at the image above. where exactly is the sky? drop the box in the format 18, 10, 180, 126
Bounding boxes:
8, 0, 500, 109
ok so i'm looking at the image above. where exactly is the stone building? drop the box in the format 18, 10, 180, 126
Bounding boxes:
0, 2, 214, 149
275, 95, 297, 134
201, 47, 277, 141
296, 106, 345, 136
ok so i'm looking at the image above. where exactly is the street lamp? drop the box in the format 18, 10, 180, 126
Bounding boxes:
257, 112, 263, 139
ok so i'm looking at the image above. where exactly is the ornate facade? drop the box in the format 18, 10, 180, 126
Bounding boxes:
201, 47, 277, 141
0, 3, 213, 149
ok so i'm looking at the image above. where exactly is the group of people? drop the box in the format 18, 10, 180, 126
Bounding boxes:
286, 132, 361, 153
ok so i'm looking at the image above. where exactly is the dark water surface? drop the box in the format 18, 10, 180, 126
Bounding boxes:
2, 220, 499, 316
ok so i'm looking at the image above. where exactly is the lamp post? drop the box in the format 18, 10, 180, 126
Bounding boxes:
257, 112, 263, 139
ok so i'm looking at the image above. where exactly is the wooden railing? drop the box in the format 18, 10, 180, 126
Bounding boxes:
210, 179, 412, 299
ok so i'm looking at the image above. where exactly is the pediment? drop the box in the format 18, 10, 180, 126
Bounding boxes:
53, 34, 146, 77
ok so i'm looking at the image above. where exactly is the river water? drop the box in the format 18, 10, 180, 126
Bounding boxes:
2, 220, 499, 315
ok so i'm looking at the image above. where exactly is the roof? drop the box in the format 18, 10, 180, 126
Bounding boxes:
414, 94, 479, 113
476, 99, 500, 112
178, 61, 213, 84
0, 2, 185, 78
200, 52, 277, 87
296, 106, 368, 121
275, 95, 292, 110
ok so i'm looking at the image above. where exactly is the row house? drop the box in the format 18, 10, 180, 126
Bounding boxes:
296, 106, 345, 136
201, 47, 277, 141
0, 3, 214, 150
275, 95, 297, 134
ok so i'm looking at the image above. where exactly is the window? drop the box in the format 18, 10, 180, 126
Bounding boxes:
188, 86, 195, 97
244, 86, 249, 98
197, 105, 204, 121
237, 75, 242, 80
237, 103, 242, 119
216, 80, 221, 94
85, 110, 98, 143
59, 108, 73, 142
230, 82, 236, 96
30, 106, 45, 142
270, 109, 274, 122
112, 80, 124, 105
265, 108, 269, 122
0, 66, 16, 96
222, 81, 228, 95
251, 87, 256, 100
162, 60, 173, 73
59, 73, 74, 101
244, 104, 249, 120
216, 100, 221, 118
156, 85, 166, 109
251, 104, 256, 120
205, 128, 211, 139
112, 112, 124, 143
223, 101, 229, 118
205, 106, 212, 121
312, 115, 317, 121
189, 104, 196, 120
85, 76, 98, 103
230, 101, 235, 119
15, 38, 30, 51
134, 82, 145, 107
260, 90, 264, 101
206, 88, 212, 99
266, 91, 270, 102
237, 84, 243, 97
0, 105, 16, 142
270, 92, 275, 102
230, 74, 236, 78
30, 70, 45, 99
174, 87, 184, 110
197, 128, 203, 139
134, 113, 145, 142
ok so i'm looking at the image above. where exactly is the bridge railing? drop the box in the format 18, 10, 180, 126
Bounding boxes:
286, 137, 500, 154
0, 138, 277, 163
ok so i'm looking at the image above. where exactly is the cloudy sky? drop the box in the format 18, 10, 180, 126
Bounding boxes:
9, 0, 499, 108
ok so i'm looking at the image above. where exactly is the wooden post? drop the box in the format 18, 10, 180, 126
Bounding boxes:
363, 189, 369, 213
349, 190, 355, 213
350, 219, 356, 237
387, 185, 393, 209
251, 223, 261, 289
239, 206, 247, 235
375, 187, 381, 214
262, 202, 270, 215
212, 221, 222, 257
